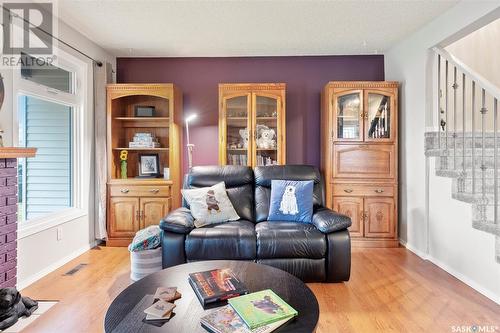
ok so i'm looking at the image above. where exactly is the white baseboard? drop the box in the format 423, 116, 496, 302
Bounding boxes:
400, 240, 500, 305
18, 241, 98, 291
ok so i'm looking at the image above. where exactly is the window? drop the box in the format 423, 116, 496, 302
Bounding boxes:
17, 96, 73, 220
15, 50, 84, 224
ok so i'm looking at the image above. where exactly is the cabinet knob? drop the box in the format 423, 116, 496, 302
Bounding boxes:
150, 189, 160, 194
135, 210, 140, 219
374, 189, 384, 193
343, 188, 353, 193
120, 188, 129, 193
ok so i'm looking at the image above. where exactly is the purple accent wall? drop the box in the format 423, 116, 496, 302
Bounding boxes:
117, 55, 384, 170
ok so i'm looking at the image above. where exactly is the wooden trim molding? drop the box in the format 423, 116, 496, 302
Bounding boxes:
0, 147, 37, 158
326, 81, 399, 88
219, 83, 286, 91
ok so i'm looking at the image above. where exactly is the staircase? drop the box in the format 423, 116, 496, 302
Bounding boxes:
426, 47, 500, 263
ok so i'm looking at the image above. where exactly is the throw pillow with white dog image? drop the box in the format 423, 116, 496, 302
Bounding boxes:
279, 185, 299, 215
268, 179, 314, 223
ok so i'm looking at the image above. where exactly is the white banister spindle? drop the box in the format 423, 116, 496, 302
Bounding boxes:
445, 60, 449, 153
481, 89, 486, 202
495, 98, 498, 224
472, 81, 476, 194
438, 54, 442, 152
453, 66, 457, 170
462, 73, 466, 176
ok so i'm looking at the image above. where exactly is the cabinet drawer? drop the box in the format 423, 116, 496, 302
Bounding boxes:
333, 184, 394, 197
109, 185, 171, 197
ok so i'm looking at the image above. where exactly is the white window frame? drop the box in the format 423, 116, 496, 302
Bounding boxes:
13, 47, 89, 237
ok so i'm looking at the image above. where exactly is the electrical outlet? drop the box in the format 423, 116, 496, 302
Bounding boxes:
57, 227, 63, 241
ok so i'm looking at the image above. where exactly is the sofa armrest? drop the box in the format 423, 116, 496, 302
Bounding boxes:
159, 207, 195, 234
312, 207, 351, 233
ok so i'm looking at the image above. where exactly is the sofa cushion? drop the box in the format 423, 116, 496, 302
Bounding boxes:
257, 258, 326, 282
255, 222, 326, 259
185, 220, 256, 260
184, 165, 255, 222
254, 165, 324, 222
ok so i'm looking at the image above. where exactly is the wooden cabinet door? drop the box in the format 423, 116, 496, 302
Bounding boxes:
333, 196, 364, 237
364, 89, 396, 143
333, 90, 363, 142
109, 197, 140, 238
364, 197, 395, 238
219, 93, 252, 166
252, 93, 284, 166
333, 144, 396, 179
141, 197, 171, 228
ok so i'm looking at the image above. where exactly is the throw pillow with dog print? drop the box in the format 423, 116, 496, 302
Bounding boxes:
181, 182, 240, 227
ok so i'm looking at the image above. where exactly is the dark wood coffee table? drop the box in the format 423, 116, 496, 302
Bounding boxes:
105, 260, 319, 333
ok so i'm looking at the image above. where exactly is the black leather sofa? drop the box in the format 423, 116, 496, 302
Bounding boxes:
159, 165, 351, 282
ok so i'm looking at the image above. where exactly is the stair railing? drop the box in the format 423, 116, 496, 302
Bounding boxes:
433, 46, 500, 224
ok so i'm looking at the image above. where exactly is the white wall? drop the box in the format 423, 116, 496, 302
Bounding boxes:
385, 1, 500, 304
428, 159, 500, 304
446, 18, 500, 88
0, 16, 116, 289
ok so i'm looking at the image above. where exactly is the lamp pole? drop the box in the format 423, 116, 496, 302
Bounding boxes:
185, 114, 197, 170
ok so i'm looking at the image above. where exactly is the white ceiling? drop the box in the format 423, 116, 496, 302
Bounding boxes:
58, 0, 458, 57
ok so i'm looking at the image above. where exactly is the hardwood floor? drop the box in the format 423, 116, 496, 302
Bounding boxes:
21, 247, 500, 333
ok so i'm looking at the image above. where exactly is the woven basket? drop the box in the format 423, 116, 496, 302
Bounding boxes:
130, 247, 162, 281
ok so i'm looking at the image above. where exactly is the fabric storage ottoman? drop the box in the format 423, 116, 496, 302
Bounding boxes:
130, 247, 162, 281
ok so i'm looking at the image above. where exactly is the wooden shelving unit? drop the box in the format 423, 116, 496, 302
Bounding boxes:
106, 83, 183, 247
219, 83, 286, 167
321, 81, 399, 248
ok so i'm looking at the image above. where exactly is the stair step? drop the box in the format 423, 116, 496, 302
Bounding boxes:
426, 148, 499, 157
436, 168, 500, 179
472, 220, 500, 236
436, 155, 500, 169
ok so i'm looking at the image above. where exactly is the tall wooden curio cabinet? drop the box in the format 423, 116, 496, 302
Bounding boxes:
321, 81, 399, 247
106, 84, 183, 246
219, 83, 286, 167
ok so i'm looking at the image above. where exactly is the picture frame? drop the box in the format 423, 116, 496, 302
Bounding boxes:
134, 105, 155, 117
138, 153, 160, 177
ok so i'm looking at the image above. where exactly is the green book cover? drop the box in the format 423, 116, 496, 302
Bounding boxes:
228, 289, 298, 330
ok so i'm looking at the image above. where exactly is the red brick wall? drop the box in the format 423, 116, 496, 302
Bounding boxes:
0, 158, 17, 287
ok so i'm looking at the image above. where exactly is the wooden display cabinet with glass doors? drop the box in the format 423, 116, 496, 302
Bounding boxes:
321, 81, 399, 247
219, 83, 286, 167
106, 84, 183, 246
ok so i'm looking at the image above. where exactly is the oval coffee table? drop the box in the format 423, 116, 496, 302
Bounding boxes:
105, 260, 319, 333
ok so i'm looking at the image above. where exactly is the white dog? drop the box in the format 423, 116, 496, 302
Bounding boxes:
279, 185, 299, 215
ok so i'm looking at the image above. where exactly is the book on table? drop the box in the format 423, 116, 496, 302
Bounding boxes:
227, 289, 298, 330
200, 305, 293, 333
188, 268, 248, 307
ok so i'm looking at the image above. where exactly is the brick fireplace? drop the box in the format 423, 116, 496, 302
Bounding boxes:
0, 148, 36, 288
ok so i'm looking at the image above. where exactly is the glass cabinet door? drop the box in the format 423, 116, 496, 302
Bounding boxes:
223, 95, 251, 166
254, 94, 280, 166
365, 91, 393, 141
336, 92, 362, 141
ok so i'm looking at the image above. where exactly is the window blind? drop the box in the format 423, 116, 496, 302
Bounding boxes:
21, 96, 72, 220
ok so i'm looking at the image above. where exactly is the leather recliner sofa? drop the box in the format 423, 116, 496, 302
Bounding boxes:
159, 165, 351, 282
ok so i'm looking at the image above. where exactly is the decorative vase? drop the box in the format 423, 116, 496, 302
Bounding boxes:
121, 160, 127, 179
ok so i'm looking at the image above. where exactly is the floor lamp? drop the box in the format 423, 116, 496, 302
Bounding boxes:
185, 114, 197, 170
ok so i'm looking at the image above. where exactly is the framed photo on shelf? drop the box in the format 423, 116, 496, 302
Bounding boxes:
134, 105, 155, 117
138, 153, 160, 177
